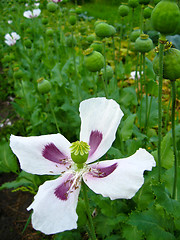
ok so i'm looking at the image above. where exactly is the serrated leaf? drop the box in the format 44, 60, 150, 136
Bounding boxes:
128, 208, 176, 240
122, 224, 143, 240
152, 183, 180, 219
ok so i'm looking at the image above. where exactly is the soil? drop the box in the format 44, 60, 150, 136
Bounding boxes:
0, 173, 52, 240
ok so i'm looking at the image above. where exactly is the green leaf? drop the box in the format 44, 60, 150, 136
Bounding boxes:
120, 114, 136, 141
152, 183, 180, 219
119, 87, 138, 108
151, 132, 174, 169
122, 224, 143, 240
0, 140, 19, 174
128, 208, 176, 240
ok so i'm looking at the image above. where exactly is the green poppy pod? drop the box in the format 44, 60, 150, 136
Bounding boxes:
65, 34, 77, 47
47, 2, 57, 12
135, 34, 153, 53
101, 65, 114, 80
86, 34, 96, 43
151, 0, 180, 35
118, 5, 129, 17
37, 78, 51, 94
42, 17, 48, 25
75, 6, 82, 14
144, 7, 152, 19
13, 70, 23, 80
130, 29, 141, 42
95, 22, 116, 38
90, 41, 103, 53
84, 48, 105, 72
69, 14, 77, 25
128, 0, 139, 8
24, 39, 32, 48
46, 28, 54, 37
153, 47, 180, 81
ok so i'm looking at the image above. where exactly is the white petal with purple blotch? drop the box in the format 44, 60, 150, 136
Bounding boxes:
83, 148, 156, 200
10, 134, 72, 175
27, 172, 80, 234
33, 8, 41, 17
80, 98, 124, 164
23, 10, 33, 18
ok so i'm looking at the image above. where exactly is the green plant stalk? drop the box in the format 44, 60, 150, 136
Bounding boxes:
112, 36, 117, 88
119, 17, 123, 56
157, 36, 166, 182
143, 53, 148, 133
126, 8, 134, 60
164, 96, 171, 134
72, 30, 81, 101
49, 97, 61, 134
139, 53, 143, 128
140, 5, 144, 33
103, 40, 108, 98
82, 181, 96, 240
135, 52, 140, 102
171, 80, 178, 200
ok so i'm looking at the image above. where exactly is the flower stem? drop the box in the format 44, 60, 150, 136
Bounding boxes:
143, 53, 148, 134
112, 36, 117, 88
49, 96, 61, 133
171, 80, 178, 199
82, 181, 96, 240
157, 35, 166, 182
103, 40, 108, 98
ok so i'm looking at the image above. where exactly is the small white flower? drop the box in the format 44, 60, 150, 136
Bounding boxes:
25, 3, 28, 7
129, 71, 143, 80
23, 9, 41, 18
34, 3, 40, 7
8, 20, 13, 24
5, 32, 20, 46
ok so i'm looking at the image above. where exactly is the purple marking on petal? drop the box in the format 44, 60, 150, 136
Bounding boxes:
90, 163, 118, 178
54, 175, 74, 200
42, 143, 68, 164
89, 130, 103, 157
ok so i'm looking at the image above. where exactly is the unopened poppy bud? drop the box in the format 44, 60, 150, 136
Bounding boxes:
118, 5, 129, 17
128, 0, 139, 8
135, 34, 153, 53
47, 2, 57, 12
84, 48, 105, 72
24, 39, 32, 48
69, 14, 77, 25
37, 78, 51, 94
144, 6, 152, 19
42, 17, 48, 25
70, 141, 90, 164
138, 0, 150, 5
75, 6, 82, 14
151, 0, 180, 35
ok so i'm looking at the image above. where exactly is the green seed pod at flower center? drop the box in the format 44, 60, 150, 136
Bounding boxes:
70, 141, 90, 164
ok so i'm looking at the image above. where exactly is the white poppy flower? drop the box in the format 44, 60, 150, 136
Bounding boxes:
4, 32, 20, 46
23, 9, 41, 18
10, 97, 156, 235
8, 20, 13, 24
